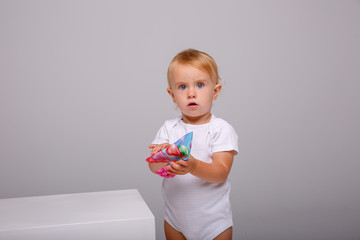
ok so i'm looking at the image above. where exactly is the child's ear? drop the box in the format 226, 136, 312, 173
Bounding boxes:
167, 88, 176, 103
213, 84, 222, 100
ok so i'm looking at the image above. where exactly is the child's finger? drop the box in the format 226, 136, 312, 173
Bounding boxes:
151, 147, 161, 154
169, 162, 180, 170
161, 143, 170, 150
178, 160, 188, 166
167, 164, 180, 175
167, 163, 175, 170
168, 162, 188, 175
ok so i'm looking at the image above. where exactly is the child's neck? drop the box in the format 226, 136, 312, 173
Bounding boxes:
181, 113, 212, 125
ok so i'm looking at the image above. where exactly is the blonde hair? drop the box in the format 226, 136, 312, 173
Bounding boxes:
167, 49, 220, 87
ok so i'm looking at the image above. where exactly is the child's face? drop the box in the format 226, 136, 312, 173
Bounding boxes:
167, 64, 221, 124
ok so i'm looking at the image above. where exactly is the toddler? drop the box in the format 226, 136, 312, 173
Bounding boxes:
148, 49, 238, 240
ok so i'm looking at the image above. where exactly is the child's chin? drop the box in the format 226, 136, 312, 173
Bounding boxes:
182, 112, 200, 117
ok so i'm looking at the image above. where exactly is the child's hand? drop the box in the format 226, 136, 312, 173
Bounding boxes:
166, 155, 198, 176
148, 143, 170, 155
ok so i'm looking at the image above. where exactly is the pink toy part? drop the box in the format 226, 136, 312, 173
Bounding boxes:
156, 167, 175, 178
146, 150, 169, 163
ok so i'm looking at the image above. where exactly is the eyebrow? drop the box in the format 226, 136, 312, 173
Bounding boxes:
173, 81, 187, 86
174, 78, 209, 84
195, 79, 209, 82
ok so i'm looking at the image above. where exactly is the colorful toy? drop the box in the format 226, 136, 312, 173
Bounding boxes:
146, 132, 193, 178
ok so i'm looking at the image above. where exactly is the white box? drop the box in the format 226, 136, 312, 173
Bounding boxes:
0, 189, 155, 240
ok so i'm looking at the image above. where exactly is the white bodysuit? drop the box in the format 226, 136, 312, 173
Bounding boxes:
152, 114, 238, 240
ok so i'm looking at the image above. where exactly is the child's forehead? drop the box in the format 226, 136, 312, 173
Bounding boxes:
171, 64, 209, 78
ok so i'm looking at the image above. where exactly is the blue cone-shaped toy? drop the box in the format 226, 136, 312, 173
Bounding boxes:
146, 132, 193, 163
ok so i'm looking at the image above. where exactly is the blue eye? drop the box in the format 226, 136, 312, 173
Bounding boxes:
196, 83, 204, 88
179, 85, 186, 90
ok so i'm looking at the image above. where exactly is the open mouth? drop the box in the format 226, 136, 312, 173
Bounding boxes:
188, 102, 198, 107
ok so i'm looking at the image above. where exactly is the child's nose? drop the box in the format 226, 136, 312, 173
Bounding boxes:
187, 88, 196, 98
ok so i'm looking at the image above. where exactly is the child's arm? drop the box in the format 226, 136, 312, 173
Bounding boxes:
166, 151, 235, 183
147, 143, 170, 174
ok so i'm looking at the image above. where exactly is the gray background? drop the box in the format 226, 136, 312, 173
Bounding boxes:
1, 1, 359, 239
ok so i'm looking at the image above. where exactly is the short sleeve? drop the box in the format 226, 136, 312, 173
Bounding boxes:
152, 122, 170, 145
210, 122, 238, 155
